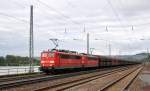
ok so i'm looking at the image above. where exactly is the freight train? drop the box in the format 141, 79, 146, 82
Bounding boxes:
39, 49, 139, 73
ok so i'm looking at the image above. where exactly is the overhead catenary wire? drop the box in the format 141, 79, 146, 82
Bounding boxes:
106, 0, 127, 31
0, 12, 29, 23
11, 0, 150, 27
0, 11, 41, 27
0, 12, 31, 31
38, 0, 150, 32
3, 0, 150, 31
0, 0, 149, 39
34, 5, 69, 26
14, 0, 150, 31
8, 0, 132, 29
10, 0, 26, 8
37, 0, 81, 25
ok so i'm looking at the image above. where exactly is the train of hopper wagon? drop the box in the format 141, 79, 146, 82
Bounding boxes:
39, 49, 140, 73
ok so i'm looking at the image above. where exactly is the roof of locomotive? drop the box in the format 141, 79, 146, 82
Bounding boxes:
42, 49, 82, 56
42, 49, 100, 57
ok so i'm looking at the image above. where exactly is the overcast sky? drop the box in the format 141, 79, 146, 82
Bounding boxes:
0, 0, 150, 56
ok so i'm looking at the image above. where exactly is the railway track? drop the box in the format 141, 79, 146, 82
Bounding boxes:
0, 72, 41, 78
0, 72, 45, 82
51, 65, 142, 91
102, 66, 142, 91
0, 65, 141, 91
32, 65, 141, 91
0, 66, 132, 91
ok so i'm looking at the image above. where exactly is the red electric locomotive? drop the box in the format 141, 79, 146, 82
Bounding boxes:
39, 49, 99, 73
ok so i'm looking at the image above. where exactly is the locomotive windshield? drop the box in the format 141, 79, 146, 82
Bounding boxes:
48, 52, 54, 57
42, 53, 47, 57
41, 52, 54, 58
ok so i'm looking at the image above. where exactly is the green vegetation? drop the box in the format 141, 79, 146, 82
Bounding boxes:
0, 55, 40, 66
142, 55, 150, 62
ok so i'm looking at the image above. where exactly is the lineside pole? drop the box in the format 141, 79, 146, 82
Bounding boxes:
29, 5, 34, 73
108, 42, 111, 56
147, 48, 150, 63
87, 33, 89, 55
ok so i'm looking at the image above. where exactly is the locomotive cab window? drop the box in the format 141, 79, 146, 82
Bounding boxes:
48, 53, 54, 57
42, 53, 47, 57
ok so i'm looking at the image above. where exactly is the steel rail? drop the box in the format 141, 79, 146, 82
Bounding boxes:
101, 66, 143, 91
33, 66, 135, 91
33, 65, 141, 91
0, 66, 131, 90
0, 73, 45, 83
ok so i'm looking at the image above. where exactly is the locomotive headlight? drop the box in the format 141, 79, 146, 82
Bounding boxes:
50, 60, 54, 63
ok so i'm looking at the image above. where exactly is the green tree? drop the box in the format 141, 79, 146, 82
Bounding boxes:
0, 56, 5, 66
1, 55, 40, 66
33, 58, 40, 66
6, 55, 18, 66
